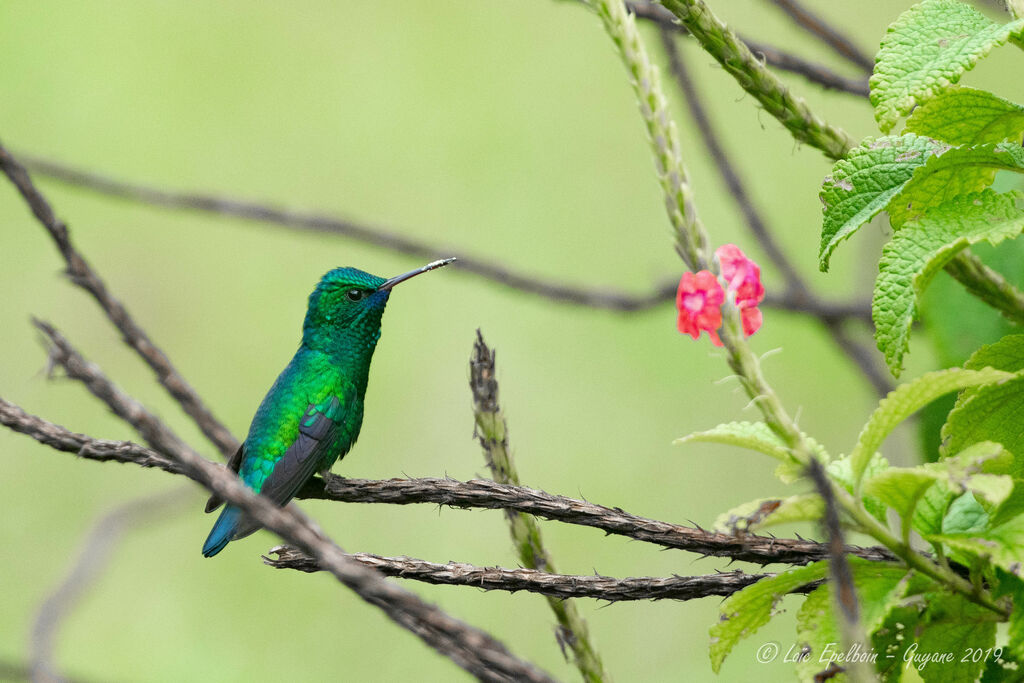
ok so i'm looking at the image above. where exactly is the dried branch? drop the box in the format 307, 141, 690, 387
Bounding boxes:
31, 487, 190, 683
306, 474, 895, 566
625, 2, 869, 96
15, 153, 871, 323
765, 0, 874, 72
470, 331, 608, 681
264, 546, 821, 602
656, 28, 892, 397
34, 319, 193, 455
0, 398, 555, 683
0, 142, 239, 459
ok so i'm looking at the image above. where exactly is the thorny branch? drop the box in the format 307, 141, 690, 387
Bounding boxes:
264, 546, 821, 601
15, 154, 872, 323
0, 142, 240, 459
655, 29, 892, 396
305, 474, 896, 566
0, 398, 555, 683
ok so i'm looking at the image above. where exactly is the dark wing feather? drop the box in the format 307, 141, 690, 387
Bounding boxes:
230, 397, 344, 541
204, 443, 246, 513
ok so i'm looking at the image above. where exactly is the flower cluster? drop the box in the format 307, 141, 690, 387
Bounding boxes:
676, 244, 764, 345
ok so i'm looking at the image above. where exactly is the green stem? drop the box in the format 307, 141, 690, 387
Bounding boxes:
470, 332, 609, 683
945, 251, 1024, 325
657, 0, 855, 160
593, 0, 1009, 622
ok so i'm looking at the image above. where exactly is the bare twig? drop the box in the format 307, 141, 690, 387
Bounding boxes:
625, 2, 869, 96
0, 142, 239, 459
0, 398, 554, 683
30, 487, 191, 683
765, 0, 874, 72
264, 546, 821, 601
15, 153, 871, 322
656, 29, 892, 397
34, 319, 192, 456
470, 331, 608, 682
307, 474, 896, 566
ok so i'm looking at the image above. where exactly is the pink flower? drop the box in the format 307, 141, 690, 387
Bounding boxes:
716, 244, 764, 309
676, 270, 725, 346
676, 244, 765, 344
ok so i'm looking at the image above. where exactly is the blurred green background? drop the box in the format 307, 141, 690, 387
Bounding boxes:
2, 1, 1021, 681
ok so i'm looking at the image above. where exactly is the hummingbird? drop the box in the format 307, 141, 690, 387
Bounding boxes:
202, 258, 455, 557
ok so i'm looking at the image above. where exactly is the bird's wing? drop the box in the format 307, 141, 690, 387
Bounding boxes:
257, 394, 346, 507
204, 443, 246, 513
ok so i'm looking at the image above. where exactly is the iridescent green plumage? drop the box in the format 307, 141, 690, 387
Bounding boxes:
202, 260, 453, 557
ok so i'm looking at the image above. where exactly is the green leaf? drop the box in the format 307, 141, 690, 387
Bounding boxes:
913, 592, 999, 682
937, 513, 1024, 577
866, 442, 1012, 532
873, 191, 1024, 376
712, 494, 823, 534
905, 86, 1024, 145
709, 562, 828, 673
870, 0, 1024, 133
888, 143, 1024, 228
819, 134, 947, 270
795, 560, 911, 682
827, 452, 891, 521
914, 481, 957, 537
943, 373, 1024, 477
675, 421, 828, 462
849, 368, 1014, 489
941, 492, 989, 535
872, 604, 922, 682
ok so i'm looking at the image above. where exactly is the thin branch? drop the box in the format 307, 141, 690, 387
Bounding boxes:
625, 2, 869, 96
471, 331, 608, 682
34, 319, 192, 455
656, 28, 892, 397
807, 459, 871, 682
0, 398, 555, 683
307, 474, 896, 567
0, 395, 894, 568
0, 142, 239, 459
14, 153, 871, 323
765, 0, 874, 72
30, 487, 191, 683
264, 546, 821, 602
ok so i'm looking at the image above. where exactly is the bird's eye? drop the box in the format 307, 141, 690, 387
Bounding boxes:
345, 288, 365, 302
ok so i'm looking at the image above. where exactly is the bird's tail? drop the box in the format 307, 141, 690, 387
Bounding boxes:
202, 505, 243, 557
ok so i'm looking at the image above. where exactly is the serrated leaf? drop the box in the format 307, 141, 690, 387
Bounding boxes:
827, 452, 891, 521
873, 604, 923, 682
870, 0, 1024, 133
675, 421, 829, 462
849, 368, 1014, 489
866, 442, 1012, 530
937, 513, 1024, 577
905, 86, 1024, 145
819, 134, 947, 270
873, 191, 1024, 376
914, 592, 998, 683
712, 494, 823, 534
795, 560, 911, 682
709, 562, 828, 673
942, 492, 990, 534
888, 143, 1024, 228
943, 376, 1024, 478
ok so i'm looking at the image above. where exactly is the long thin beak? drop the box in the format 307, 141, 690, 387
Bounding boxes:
378, 257, 457, 291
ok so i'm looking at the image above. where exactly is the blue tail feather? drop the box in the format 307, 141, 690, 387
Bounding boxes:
202, 505, 243, 557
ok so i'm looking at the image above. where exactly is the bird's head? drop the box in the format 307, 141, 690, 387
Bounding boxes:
302, 259, 455, 353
